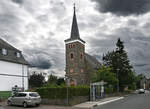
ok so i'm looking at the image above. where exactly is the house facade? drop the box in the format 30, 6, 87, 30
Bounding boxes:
0, 38, 28, 91
65, 5, 101, 86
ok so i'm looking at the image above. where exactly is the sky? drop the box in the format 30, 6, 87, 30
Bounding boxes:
1, 0, 150, 77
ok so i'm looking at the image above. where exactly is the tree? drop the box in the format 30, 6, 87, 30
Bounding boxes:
47, 75, 65, 86
29, 73, 45, 88
135, 74, 145, 89
47, 74, 57, 85
57, 78, 65, 85
103, 38, 135, 91
92, 65, 118, 86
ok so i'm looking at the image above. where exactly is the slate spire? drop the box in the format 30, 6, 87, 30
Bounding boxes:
70, 3, 80, 39
65, 4, 85, 43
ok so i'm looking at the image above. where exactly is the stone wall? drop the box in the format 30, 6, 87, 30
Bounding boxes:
41, 96, 89, 106
65, 41, 89, 85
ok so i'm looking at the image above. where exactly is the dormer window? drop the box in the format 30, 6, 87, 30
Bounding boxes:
16, 52, 21, 58
2, 48, 7, 55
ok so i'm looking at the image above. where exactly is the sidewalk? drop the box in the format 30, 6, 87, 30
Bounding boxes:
73, 97, 124, 109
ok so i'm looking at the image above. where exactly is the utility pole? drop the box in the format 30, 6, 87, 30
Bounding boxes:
65, 76, 69, 105
117, 68, 119, 92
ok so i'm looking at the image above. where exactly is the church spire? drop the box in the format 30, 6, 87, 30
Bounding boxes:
65, 4, 85, 44
70, 3, 80, 39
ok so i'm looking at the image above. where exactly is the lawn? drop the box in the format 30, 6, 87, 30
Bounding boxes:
0, 91, 11, 98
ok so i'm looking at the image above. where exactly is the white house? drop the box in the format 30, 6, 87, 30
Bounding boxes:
0, 38, 29, 91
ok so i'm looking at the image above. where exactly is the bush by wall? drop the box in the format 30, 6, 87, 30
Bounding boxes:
36, 86, 90, 99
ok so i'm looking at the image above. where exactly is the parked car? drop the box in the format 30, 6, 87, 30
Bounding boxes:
138, 89, 145, 94
7, 92, 41, 108
0, 106, 5, 109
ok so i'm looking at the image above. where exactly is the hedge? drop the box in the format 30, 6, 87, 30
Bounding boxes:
0, 91, 11, 98
36, 86, 90, 99
105, 87, 114, 94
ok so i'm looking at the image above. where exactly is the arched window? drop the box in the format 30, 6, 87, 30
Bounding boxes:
80, 53, 83, 59
81, 69, 84, 73
70, 69, 74, 73
70, 53, 74, 59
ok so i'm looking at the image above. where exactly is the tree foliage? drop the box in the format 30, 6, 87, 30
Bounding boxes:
103, 38, 135, 91
29, 73, 45, 88
47, 74, 57, 85
135, 74, 145, 89
47, 75, 65, 86
92, 65, 118, 86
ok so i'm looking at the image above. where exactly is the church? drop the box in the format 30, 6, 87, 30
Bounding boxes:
65, 5, 101, 86
0, 38, 29, 91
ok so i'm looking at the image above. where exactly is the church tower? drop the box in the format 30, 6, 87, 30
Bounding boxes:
65, 5, 89, 86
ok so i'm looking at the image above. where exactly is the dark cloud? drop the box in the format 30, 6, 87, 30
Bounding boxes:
92, 0, 150, 16
134, 63, 150, 67
23, 49, 52, 70
29, 56, 52, 69
12, 0, 23, 5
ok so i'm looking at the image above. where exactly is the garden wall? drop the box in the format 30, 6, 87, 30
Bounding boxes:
36, 86, 90, 105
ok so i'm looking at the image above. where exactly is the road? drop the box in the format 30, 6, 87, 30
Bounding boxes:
95, 91, 150, 109
0, 102, 78, 109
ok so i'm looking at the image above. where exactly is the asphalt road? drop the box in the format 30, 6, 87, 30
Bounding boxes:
95, 91, 150, 109
0, 102, 78, 109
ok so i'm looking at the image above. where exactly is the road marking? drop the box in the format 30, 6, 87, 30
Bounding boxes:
96, 97, 124, 106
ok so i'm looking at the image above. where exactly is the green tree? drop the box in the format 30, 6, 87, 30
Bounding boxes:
92, 65, 118, 86
135, 74, 145, 89
29, 73, 45, 88
47, 74, 58, 85
57, 78, 65, 85
103, 38, 135, 91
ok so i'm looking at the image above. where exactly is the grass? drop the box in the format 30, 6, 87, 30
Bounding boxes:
0, 91, 11, 98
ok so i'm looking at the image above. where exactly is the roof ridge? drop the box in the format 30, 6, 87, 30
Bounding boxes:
0, 37, 20, 51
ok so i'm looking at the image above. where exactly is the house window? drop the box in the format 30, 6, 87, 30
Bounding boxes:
70, 53, 74, 59
2, 48, 7, 55
16, 52, 21, 58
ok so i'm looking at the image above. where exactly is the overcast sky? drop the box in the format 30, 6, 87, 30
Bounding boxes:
1, 0, 150, 77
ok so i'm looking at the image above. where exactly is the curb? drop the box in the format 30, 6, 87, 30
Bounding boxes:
93, 97, 124, 108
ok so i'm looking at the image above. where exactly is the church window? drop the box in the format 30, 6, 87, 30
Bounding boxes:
70, 69, 74, 73
80, 53, 83, 59
81, 69, 84, 73
69, 45, 71, 48
70, 53, 74, 59
2, 48, 7, 55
